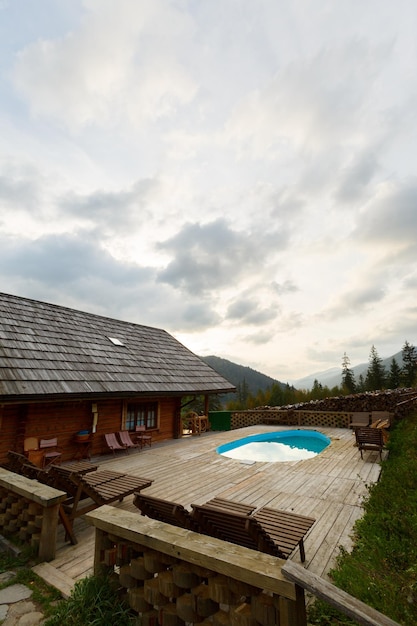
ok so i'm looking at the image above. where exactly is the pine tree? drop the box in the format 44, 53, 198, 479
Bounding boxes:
269, 383, 284, 406
341, 352, 356, 394
401, 340, 417, 387
236, 378, 250, 408
365, 345, 386, 391
388, 358, 401, 389
356, 374, 366, 392
311, 379, 323, 399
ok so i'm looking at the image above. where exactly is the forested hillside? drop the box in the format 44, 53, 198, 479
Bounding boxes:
200, 355, 285, 399
201, 342, 417, 410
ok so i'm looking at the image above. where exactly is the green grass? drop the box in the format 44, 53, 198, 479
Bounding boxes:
43, 574, 135, 626
0, 546, 62, 619
0, 547, 135, 625
308, 411, 417, 625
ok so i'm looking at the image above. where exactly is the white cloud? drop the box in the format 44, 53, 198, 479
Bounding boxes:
1, 0, 417, 381
13, 0, 197, 129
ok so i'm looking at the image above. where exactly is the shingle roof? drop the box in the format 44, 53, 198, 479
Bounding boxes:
0, 293, 235, 401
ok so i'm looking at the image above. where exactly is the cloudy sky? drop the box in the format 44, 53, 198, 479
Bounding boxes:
1, 0, 417, 383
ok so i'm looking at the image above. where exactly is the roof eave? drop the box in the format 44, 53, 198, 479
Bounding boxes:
0, 387, 236, 404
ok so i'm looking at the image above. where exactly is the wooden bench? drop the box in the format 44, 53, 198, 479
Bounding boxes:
349, 412, 371, 429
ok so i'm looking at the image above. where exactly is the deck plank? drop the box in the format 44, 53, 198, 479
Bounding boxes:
35, 426, 384, 597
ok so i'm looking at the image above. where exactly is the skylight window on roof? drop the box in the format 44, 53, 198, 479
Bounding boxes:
108, 336, 124, 346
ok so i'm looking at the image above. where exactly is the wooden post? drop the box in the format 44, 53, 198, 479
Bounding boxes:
39, 503, 60, 562
93, 528, 112, 576
278, 586, 307, 626
204, 395, 209, 417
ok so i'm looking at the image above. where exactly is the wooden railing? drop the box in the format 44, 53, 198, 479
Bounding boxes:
87, 505, 307, 626
283, 561, 400, 626
86, 506, 401, 626
0, 467, 66, 561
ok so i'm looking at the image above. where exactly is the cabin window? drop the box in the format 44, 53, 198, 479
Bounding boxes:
126, 402, 158, 431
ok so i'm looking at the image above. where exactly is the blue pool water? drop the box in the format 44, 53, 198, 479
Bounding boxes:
216, 430, 330, 463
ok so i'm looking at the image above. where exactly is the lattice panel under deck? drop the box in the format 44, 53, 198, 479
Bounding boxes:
98, 533, 286, 626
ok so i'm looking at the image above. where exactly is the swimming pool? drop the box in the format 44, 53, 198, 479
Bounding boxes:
216, 430, 331, 463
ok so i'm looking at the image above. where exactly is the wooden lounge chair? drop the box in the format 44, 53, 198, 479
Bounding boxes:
355, 427, 384, 460
190, 503, 284, 557
134, 494, 314, 562
204, 497, 315, 562
40, 466, 153, 544
252, 507, 315, 562
104, 432, 128, 455
4, 450, 35, 472
3, 451, 42, 479
133, 493, 200, 531
135, 425, 152, 448
118, 430, 141, 451
349, 412, 371, 430
203, 497, 255, 516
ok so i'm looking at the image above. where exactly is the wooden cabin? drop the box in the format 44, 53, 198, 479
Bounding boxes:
0, 293, 235, 464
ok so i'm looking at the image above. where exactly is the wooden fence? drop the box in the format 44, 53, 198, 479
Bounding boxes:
230, 389, 417, 431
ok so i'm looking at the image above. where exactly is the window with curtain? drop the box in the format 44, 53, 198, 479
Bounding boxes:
126, 402, 158, 431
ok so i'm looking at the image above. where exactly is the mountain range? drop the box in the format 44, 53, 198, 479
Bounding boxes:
201, 350, 406, 394
200, 355, 285, 398
291, 350, 404, 390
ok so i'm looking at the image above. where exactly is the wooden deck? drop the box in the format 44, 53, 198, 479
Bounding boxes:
33, 426, 385, 596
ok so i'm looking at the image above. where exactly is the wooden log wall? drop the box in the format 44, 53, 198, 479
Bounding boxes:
87, 505, 307, 626
24, 400, 93, 461
0, 395, 181, 464
0, 404, 20, 464
291, 389, 417, 414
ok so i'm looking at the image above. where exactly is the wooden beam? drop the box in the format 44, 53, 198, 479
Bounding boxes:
282, 560, 401, 626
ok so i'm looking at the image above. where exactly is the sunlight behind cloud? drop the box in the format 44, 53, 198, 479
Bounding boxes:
1, 0, 417, 380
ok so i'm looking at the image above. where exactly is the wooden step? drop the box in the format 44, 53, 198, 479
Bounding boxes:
32, 562, 75, 598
